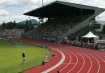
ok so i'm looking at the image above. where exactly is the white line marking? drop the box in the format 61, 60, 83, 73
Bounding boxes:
41, 49, 65, 73
89, 54, 100, 73
67, 52, 78, 73
95, 54, 105, 62
60, 51, 71, 72
76, 51, 92, 73
77, 53, 85, 73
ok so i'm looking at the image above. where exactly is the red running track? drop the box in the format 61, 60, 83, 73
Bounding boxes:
15, 38, 105, 73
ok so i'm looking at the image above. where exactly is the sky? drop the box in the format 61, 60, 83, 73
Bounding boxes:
0, 0, 105, 24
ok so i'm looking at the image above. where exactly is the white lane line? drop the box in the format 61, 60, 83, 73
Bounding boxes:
60, 50, 72, 72
69, 49, 91, 73
66, 48, 93, 73
79, 49, 100, 73
94, 53, 105, 61
55, 47, 72, 72
95, 54, 105, 62
91, 53, 105, 62
67, 52, 78, 73
41, 49, 65, 73
89, 54, 100, 73
77, 53, 85, 73
80, 49, 101, 73
82, 53, 92, 73
77, 51, 92, 73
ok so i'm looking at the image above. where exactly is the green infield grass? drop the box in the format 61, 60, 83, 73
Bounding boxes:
0, 40, 50, 73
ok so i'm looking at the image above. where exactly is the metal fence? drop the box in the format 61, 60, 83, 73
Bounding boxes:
0, 44, 52, 73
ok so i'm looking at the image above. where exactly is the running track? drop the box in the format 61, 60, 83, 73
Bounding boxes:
14, 38, 105, 73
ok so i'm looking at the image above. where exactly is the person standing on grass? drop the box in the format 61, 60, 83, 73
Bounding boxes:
45, 53, 48, 63
22, 51, 26, 63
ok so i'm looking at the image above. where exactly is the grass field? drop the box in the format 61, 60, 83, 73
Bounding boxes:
0, 40, 50, 73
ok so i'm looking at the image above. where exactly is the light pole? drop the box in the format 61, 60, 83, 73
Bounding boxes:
97, 17, 99, 22
42, 0, 43, 6
28, 17, 30, 31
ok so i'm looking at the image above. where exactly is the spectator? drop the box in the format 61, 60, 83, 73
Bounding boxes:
22, 51, 26, 63
45, 53, 48, 63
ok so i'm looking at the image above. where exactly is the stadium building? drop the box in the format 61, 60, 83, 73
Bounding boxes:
24, 1, 105, 42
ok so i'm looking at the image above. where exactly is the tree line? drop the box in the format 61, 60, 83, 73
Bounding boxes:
0, 20, 38, 32
1, 21, 105, 34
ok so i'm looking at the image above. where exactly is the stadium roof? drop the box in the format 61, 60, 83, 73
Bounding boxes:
24, 1, 104, 18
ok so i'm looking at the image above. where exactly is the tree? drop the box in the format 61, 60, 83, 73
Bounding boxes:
25, 19, 33, 31
0, 25, 2, 30
2, 22, 6, 29
13, 20, 17, 28
25, 24, 29, 32
5, 22, 13, 29
25, 20, 30, 31
29, 20, 32, 25
26, 20, 29, 25
102, 25, 105, 33
17, 24, 25, 29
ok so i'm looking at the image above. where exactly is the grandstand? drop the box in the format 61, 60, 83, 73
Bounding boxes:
0, 1, 104, 73
0, 29, 24, 39
24, 1, 105, 42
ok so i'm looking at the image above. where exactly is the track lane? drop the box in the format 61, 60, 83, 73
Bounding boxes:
15, 38, 105, 73
49, 48, 71, 73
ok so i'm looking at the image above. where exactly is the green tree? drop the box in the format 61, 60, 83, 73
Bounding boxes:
26, 20, 29, 25
102, 25, 105, 33
2, 22, 6, 29
29, 20, 32, 25
0, 25, 2, 30
5, 22, 13, 29
25, 24, 29, 32
17, 24, 25, 29
13, 20, 17, 28
25, 20, 29, 31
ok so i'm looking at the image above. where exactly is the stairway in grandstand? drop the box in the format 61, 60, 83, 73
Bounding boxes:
59, 7, 105, 40
59, 15, 94, 39
67, 24, 94, 40
23, 1, 105, 41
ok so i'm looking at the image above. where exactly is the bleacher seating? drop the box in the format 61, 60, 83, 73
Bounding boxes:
0, 29, 24, 38
24, 14, 91, 41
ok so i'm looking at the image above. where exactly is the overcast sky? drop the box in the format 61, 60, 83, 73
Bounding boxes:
0, 0, 105, 24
